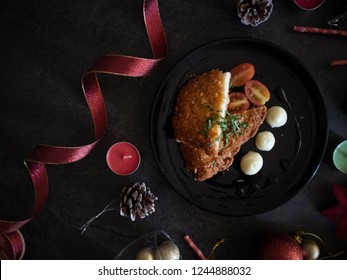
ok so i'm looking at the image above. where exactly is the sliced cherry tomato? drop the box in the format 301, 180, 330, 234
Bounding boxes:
230, 63, 255, 87
244, 80, 270, 106
228, 92, 250, 113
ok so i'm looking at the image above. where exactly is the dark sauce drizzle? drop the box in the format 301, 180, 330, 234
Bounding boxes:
229, 87, 303, 199
275, 87, 302, 160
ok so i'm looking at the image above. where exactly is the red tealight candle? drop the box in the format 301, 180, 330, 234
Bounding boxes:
293, 0, 324, 10
106, 142, 141, 175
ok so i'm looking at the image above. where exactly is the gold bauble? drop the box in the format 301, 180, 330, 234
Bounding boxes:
135, 247, 155, 260
155, 241, 180, 260
302, 239, 320, 260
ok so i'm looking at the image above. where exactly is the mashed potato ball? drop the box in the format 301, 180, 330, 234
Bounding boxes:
255, 131, 275, 151
266, 106, 287, 128
240, 151, 263, 175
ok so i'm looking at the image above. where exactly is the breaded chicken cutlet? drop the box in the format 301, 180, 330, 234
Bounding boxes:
173, 70, 231, 156
173, 69, 267, 181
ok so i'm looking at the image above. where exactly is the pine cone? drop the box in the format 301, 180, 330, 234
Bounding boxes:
119, 182, 158, 221
237, 0, 273, 27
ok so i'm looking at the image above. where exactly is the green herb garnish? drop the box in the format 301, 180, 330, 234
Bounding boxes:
201, 108, 248, 144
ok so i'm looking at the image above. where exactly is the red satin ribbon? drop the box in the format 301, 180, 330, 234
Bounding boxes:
0, 231, 25, 260
0, 0, 167, 259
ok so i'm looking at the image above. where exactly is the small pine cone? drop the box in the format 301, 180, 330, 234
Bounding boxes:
237, 0, 273, 27
119, 182, 158, 221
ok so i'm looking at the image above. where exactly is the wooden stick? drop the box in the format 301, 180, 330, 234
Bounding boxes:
293, 26, 347, 37
330, 59, 347, 66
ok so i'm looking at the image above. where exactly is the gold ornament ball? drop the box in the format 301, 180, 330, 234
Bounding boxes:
135, 247, 155, 260
155, 241, 180, 260
301, 239, 320, 260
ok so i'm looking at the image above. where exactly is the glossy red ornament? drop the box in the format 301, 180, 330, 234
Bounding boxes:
258, 232, 303, 260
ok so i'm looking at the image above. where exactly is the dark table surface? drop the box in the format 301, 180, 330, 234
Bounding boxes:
1, 0, 347, 260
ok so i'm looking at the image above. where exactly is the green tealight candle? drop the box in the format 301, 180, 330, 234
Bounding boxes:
333, 140, 347, 174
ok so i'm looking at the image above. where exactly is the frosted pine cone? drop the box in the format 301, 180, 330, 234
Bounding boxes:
119, 182, 158, 221
237, 0, 273, 27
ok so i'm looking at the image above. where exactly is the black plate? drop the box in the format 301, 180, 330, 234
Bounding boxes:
150, 38, 328, 216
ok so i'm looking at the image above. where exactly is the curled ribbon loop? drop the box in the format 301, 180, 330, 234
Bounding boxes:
0, 231, 25, 260
0, 0, 167, 259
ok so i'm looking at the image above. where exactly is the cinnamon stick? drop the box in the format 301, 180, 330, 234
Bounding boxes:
293, 26, 347, 37
330, 60, 347, 66
184, 234, 207, 260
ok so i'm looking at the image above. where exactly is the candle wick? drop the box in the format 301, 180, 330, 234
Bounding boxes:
123, 155, 133, 159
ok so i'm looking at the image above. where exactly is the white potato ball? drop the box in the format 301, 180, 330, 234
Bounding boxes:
255, 131, 275, 151
240, 151, 263, 175
266, 106, 287, 128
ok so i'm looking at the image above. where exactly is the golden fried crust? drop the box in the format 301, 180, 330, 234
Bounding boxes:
179, 143, 240, 181
179, 106, 267, 181
173, 70, 230, 156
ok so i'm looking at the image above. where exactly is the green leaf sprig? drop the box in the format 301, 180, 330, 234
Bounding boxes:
200, 108, 248, 145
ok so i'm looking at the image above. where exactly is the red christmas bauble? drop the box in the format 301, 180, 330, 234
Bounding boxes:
258, 232, 303, 260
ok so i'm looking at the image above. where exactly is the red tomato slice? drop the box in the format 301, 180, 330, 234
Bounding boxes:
230, 63, 255, 87
228, 92, 250, 113
244, 80, 270, 106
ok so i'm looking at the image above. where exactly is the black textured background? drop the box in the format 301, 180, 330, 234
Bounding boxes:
1, 0, 346, 259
